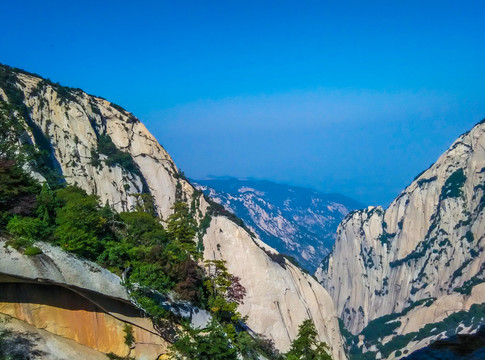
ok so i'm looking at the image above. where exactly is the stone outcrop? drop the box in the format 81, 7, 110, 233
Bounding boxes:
316, 120, 485, 357
0, 65, 346, 358
0, 240, 170, 359
0, 313, 110, 360
204, 216, 345, 359
0, 240, 128, 301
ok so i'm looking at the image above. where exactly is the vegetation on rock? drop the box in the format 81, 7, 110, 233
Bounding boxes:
0, 158, 289, 359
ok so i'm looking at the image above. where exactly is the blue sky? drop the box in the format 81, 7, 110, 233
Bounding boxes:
1, 1, 484, 205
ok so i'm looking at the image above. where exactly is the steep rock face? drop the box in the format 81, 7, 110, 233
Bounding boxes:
0, 313, 110, 360
316, 120, 485, 357
195, 178, 362, 272
0, 240, 169, 359
0, 240, 128, 301
0, 283, 168, 359
0, 65, 345, 358
4, 72, 182, 219
204, 216, 345, 359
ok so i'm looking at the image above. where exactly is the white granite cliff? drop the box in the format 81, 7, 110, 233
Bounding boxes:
0, 67, 346, 359
316, 119, 485, 358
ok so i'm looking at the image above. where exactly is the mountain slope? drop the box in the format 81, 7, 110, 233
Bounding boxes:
316, 120, 485, 358
0, 64, 346, 359
194, 177, 362, 272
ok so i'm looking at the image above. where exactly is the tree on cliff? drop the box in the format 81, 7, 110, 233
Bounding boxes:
285, 319, 332, 360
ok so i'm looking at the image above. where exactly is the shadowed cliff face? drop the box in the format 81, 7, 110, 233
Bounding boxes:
0, 64, 346, 358
404, 325, 485, 359
317, 120, 485, 358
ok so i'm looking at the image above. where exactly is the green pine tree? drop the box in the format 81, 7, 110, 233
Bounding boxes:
285, 319, 332, 360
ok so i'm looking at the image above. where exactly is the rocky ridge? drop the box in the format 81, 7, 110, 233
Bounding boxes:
316, 120, 485, 358
0, 239, 170, 359
0, 65, 345, 359
194, 177, 362, 272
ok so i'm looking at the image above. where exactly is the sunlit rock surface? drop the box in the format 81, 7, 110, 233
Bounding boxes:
194, 177, 362, 272
317, 120, 485, 358
0, 65, 346, 359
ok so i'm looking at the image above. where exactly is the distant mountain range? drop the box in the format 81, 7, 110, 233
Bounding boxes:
193, 177, 363, 272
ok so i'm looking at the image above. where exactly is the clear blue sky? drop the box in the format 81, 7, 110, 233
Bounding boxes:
1, 1, 485, 205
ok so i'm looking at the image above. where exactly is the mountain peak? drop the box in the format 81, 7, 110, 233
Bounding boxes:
194, 177, 362, 271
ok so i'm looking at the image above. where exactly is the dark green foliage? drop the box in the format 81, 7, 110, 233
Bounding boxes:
284, 319, 332, 360
90, 148, 101, 168
454, 263, 485, 295
197, 212, 211, 251
266, 250, 287, 268
106, 352, 135, 360
32, 78, 78, 105
417, 176, 437, 187
0, 160, 40, 225
54, 186, 112, 259
97, 134, 140, 176
464, 230, 474, 243
123, 324, 135, 347
240, 333, 281, 360
360, 245, 375, 269
170, 319, 238, 360
438, 238, 451, 247
24, 246, 42, 256
363, 298, 434, 337
361, 319, 400, 341
167, 202, 198, 257
0, 65, 30, 119
0, 67, 62, 185
412, 163, 434, 182
205, 195, 255, 238
346, 299, 436, 359
283, 254, 304, 269
455, 278, 485, 295
378, 231, 395, 246
109, 102, 136, 120
338, 318, 356, 354
451, 259, 472, 284
379, 332, 416, 358
130, 193, 158, 217
6, 216, 49, 244
441, 169, 466, 200
0, 101, 25, 160
389, 235, 434, 268
352, 301, 485, 359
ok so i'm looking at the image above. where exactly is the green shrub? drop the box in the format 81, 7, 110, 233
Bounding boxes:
24, 246, 42, 256
123, 324, 135, 347
7, 216, 48, 242
97, 134, 140, 176
441, 169, 466, 200
284, 319, 331, 360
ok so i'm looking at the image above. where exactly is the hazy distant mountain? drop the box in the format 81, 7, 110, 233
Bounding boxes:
193, 177, 363, 272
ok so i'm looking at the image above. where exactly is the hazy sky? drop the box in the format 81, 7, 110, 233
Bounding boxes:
1, 1, 485, 205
